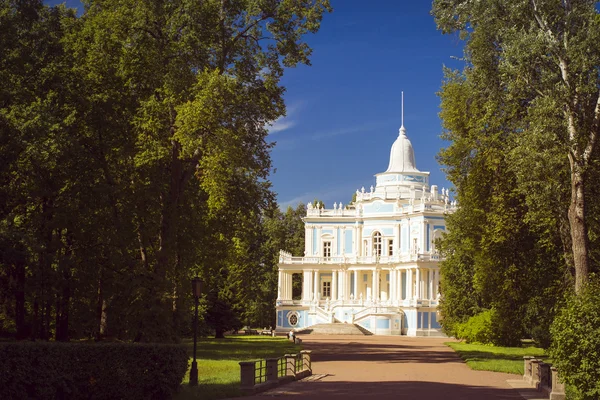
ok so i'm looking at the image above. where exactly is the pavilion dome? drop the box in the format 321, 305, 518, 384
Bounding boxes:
385, 125, 419, 173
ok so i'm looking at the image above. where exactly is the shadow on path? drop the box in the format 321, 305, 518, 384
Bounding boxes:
249, 380, 539, 399
304, 340, 461, 364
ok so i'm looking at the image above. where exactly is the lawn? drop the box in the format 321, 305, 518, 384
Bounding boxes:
176, 335, 301, 400
446, 342, 546, 375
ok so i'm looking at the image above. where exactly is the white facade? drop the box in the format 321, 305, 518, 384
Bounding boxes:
275, 120, 456, 336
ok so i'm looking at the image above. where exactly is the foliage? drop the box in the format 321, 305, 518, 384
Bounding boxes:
0, 342, 188, 400
0, 0, 331, 342
433, 0, 600, 291
446, 341, 546, 375
550, 278, 600, 400
455, 309, 494, 345
431, 0, 600, 346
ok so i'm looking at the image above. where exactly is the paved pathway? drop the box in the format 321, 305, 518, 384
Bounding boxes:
246, 335, 543, 400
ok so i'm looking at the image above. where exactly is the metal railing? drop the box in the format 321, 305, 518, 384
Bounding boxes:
240, 350, 313, 394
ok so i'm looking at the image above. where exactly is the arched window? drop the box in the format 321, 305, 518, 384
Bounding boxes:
373, 232, 382, 257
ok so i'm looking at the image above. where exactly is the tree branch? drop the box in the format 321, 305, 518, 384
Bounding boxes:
583, 91, 600, 163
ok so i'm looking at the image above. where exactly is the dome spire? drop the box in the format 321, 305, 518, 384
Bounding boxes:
385, 92, 419, 173
399, 91, 407, 136
401, 91, 404, 130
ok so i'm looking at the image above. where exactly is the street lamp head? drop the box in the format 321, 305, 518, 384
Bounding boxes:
192, 277, 203, 298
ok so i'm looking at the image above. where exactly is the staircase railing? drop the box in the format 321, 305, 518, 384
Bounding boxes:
352, 307, 374, 323
314, 305, 332, 323
352, 306, 401, 323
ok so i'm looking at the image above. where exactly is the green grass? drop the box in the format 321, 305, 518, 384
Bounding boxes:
176, 335, 301, 400
446, 342, 546, 375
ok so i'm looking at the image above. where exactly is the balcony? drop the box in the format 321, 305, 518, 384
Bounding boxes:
278, 250, 442, 265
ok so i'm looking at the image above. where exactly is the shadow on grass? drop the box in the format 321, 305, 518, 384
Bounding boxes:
446, 342, 547, 374
181, 335, 301, 361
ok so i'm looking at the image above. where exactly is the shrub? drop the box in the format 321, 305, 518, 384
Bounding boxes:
0, 342, 188, 400
455, 309, 494, 344
550, 279, 600, 400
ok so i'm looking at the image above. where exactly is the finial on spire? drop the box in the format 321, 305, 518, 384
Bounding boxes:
401, 91, 404, 128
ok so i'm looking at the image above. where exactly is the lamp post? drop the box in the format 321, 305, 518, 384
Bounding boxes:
190, 277, 203, 386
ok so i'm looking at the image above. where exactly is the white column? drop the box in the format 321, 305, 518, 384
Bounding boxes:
305, 227, 311, 256
277, 270, 283, 300
332, 270, 338, 300
302, 271, 309, 301
313, 270, 320, 300
353, 270, 358, 298
428, 269, 434, 300
393, 225, 400, 256
415, 268, 421, 299
398, 270, 403, 300
316, 227, 322, 256
407, 268, 413, 300
389, 270, 395, 303
433, 269, 439, 299
308, 270, 314, 301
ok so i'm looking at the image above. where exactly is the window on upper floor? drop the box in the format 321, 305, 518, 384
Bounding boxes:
323, 241, 331, 259
373, 232, 382, 257
388, 239, 394, 256
412, 238, 418, 254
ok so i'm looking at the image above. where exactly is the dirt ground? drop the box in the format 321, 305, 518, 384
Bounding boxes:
244, 335, 543, 400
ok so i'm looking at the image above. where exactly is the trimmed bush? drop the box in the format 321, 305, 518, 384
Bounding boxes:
550, 279, 600, 400
0, 342, 188, 400
455, 309, 494, 344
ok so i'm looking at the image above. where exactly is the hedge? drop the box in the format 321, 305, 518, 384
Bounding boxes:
0, 342, 188, 400
550, 278, 600, 400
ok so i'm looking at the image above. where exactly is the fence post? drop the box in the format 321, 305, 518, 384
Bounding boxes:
266, 358, 279, 383
285, 354, 297, 377
523, 356, 535, 381
300, 350, 312, 373
530, 359, 542, 389
550, 367, 566, 400
539, 362, 550, 392
239, 361, 256, 390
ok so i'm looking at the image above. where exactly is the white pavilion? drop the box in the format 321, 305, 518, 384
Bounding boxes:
275, 111, 456, 336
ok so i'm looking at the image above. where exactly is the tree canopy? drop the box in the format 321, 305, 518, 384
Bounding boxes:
432, 0, 600, 344
0, 0, 331, 342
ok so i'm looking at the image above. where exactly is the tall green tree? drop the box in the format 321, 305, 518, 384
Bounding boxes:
0, 0, 331, 342
433, 0, 600, 294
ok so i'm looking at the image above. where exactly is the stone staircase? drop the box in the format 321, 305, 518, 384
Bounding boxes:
295, 323, 373, 336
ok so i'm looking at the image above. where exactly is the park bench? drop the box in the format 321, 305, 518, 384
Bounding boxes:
244, 329, 258, 335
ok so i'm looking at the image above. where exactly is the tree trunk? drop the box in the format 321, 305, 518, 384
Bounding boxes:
14, 257, 27, 340
96, 272, 108, 340
55, 274, 70, 342
568, 166, 589, 293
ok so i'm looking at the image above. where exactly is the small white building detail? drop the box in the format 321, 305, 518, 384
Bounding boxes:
275, 113, 456, 336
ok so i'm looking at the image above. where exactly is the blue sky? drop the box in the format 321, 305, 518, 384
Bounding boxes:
271, 1, 464, 209
47, 0, 464, 209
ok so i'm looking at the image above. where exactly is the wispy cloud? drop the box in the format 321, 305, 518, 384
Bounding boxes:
309, 121, 386, 140
267, 101, 303, 135
268, 118, 296, 134
274, 120, 392, 150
